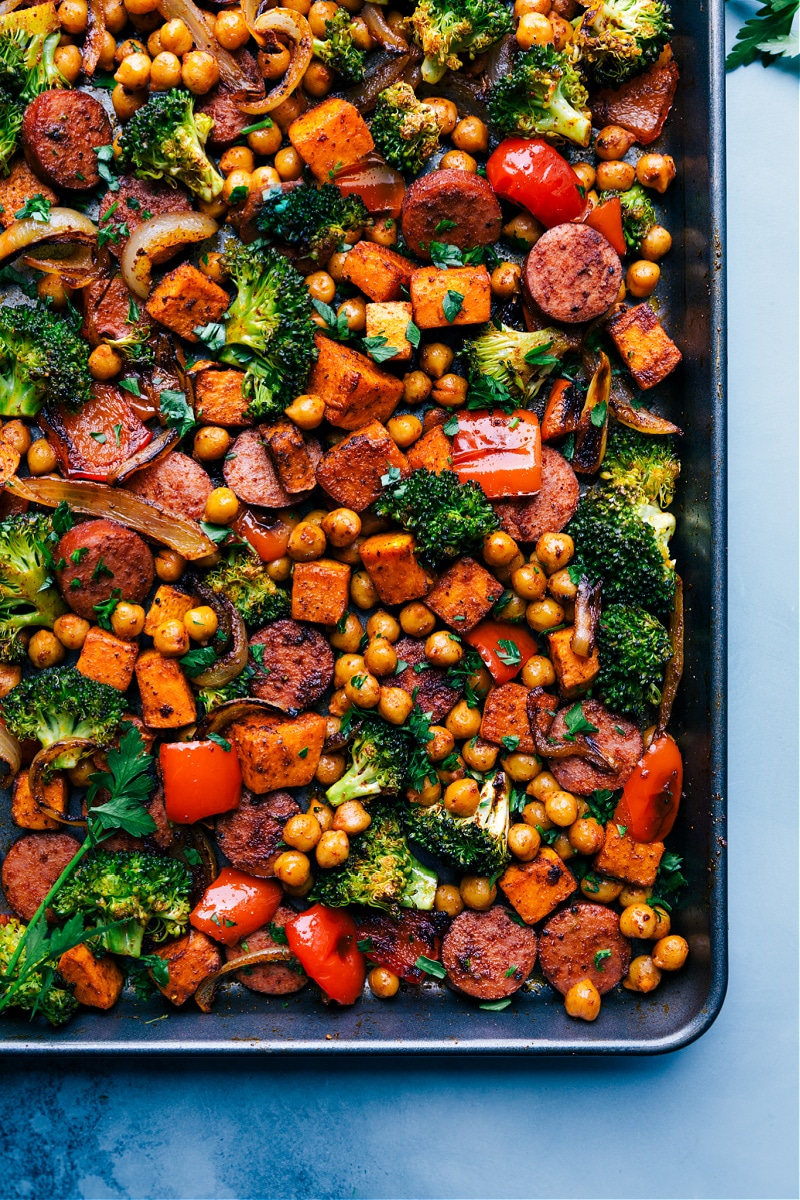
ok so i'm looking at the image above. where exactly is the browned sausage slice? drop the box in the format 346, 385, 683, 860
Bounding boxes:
538, 902, 631, 995
98, 175, 194, 260
393, 635, 462, 722
197, 51, 264, 148
493, 446, 580, 543
123, 452, 213, 522
215, 790, 300, 877
249, 619, 334, 715
225, 905, 308, 994
22, 91, 112, 191
224, 429, 322, 508
81, 275, 149, 346
55, 518, 155, 621
401, 170, 503, 261
1, 833, 80, 922
355, 908, 450, 983
441, 906, 537, 1000
548, 700, 643, 794
525, 224, 622, 324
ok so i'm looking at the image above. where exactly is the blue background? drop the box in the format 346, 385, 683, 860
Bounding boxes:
1, 10, 798, 1198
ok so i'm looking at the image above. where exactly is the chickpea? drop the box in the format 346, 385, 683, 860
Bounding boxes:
285, 520, 325, 563
594, 125, 636, 161
490, 261, 522, 300
112, 84, 148, 121
508, 822, 540, 861
652, 934, 688, 972
88, 344, 123, 381
367, 966, 399, 999
155, 549, 185, 583
53, 42, 82, 83
580, 873, 623, 903
495, 594, 527, 625
444, 700, 482, 741
0, 665, 21, 699
53, 613, 90, 650
109, 602, 145, 640
619, 903, 659, 940
183, 605, 218, 643
115, 50, 151, 89
425, 726, 455, 762
521, 655, 556, 689
215, 8, 249, 49
197, 197, 227, 220
363, 637, 397, 677
547, 567, 579, 604
300, 59, 333, 97
102, 0, 126, 33
283, 812, 322, 853
193, 426, 231, 463
363, 612, 398, 643
26, 438, 57, 476
124, 0, 159, 13
182, 50, 219, 94
525, 773, 559, 804
502, 752, 541, 783
626, 260, 660, 299
344, 671, 381, 709
459, 737, 495, 773
564, 978, 601, 1021
247, 121, 282, 156
58, 0, 88, 30
544, 789, 578, 828
400, 602, 436, 637
25, 627, 63, 671
441, 778, 478, 818
535, 532, 574, 574
640, 225, 672, 262
386, 413, 422, 449
149, 50, 182, 89
452, 116, 489, 155
36, 273, 71, 310
318, 508, 359, 549
436, 753, 464, 787
304, 270, 335, 306
266, 556, 292, 582
146, 27, 163, 54
425, 97, 458, 135
350, 570, 379, 611
636, 152, 676, 194
402, 370, 433, 405
222, 169, 252, 206
650, 905, 670, 938
549, 12, 573, 48
492, 551, 525, 588
282, 393, 324, 432
378, 685, 413, 726
482, 531, 519, 568
314, 752, 345, 786
503, 211, 543, 250
308, 798, 334, 832
361, 212, 396, 245
526, 598, 564, 633
509, 562, 546, 602
349, 14, 372, 50
407, 775, 442, 807
333, 298, 365, 336
153, 618, 190, 657
595, 160, 636, 191
422, 631, 460, 669
315, 829, 350, 868
434, 883, 464, 917
568, 817, 605, 856
260, 44, 292, 78
516, 11, 553, 47
460, 875, 496, 911
329, 614, 362, 654
204, 487, 238, 526
623, 955, 662, 993
220, 146, 255, 176
439, 149, 477, 173
515, 0, 551, 14
330, 800, 371, 838
619, 885, 652, 907
274, 145, 304, 181
334, 652, 365, 688
273, 850, 311, 888
308, 0, 337, 34
432, 373, 468, 408
198, 254, 226, 286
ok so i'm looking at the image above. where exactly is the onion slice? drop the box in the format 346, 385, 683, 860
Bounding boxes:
106, 427, 182, 484
0, 208, 97, 266
235, 8, 312, 114
28, 739, 96, 811
22, 243, 103, 288
120, 212, 219, 299
571, 577, 602, 658
657, 575, 684, 735
609, 389, 683, 436
189, 582, 250, 689
82, 0, 105, 75
5, 475, 217, 560
195, 697, 281, 741
195, 947, 293, 1012
156, 0, 252, 88
0, 724, 22, 789
362, 3, 409, 51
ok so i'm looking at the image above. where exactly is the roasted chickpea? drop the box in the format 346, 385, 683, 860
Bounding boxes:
308, 798, 334, 832
190, 426, 229, 464
345, 671, 381, 709
53, 613, 90, 651
28, 632, 64, 669
363, 612, 398, 644
525, 775, 558, 808
368, 966, 399, 998
580, 873, 623, 903
273, 850, 310, 888
407, 775, 442, 807
423, 631, 461, 668
350, 569, 379, 610
434, 883, 464, 917
363, 637, 397, 677
492, 550, 525, 588
366, 216, 397, 246
619, 885, 652, 907
402, 369, 433, 405
550, 832, 572, 861
640, 224, 672, 261
333, 799, 372, 835
318, 508, 359, 549
594, 124, 636, 161
516, 11, 553, 46
460, 875, 496, 911
88, 344, 123, 381
623, 955, 662, 993
58, 0, 88, 30
494, 594, 528, 625
148, 50, 182, 88
155, 549, 185, 583
432, 373, 468, 408
335, 297, 366, 334
636, 152, 676, 193
215, 7, 249, 48
271, 144, 301, 181
205, 487, 239, 525
283, 812, 322, 852
183, 605, 218, 643
439, 149, 477, 173
271, 91, 307, 131
425, 96, 457, 135
652, 934, 688, 971
54, 42, 83, 83
0, 665, 21, 699
181, 49, 219, 93
502, 752, 541, 783
326, 250, 349, 283
308, 0, 337, 34
349, 15, 372, 50
443, 777, 480, 817
304, 270, 335, 306
419, 342, 453, 379
153, 618, 189, 657
102, 0, 126, 32
508, 822, 540, 861
595, 160, 636, 191
26, 439, 58, 476
482, 531, 519, 568
286, 520, 326, 562
564, 978, 601, 1021
36, 273, 71, 310
526, 598, 564, 632
521, 655, 556, 689
314, 752, 346, 785
572, 162, 596, 192
549, 11, 573, 48
626, 260, 660, 299
565, 817, 604, 856
544, 789, 578, 827
110, 602, 145, 640
280, 394, 323, 432
510, 562, 546, 602
330, 614, 363, 654
490, 261, 522, 300
452, 116, 489, 155
386, 413, 422, 449
547, 567, 578, 604
124, 0, 159, 14
535, 532, 574, 573
460, 737, 496, 773
266, 555, 292, 582
399, 601, 436, 637
247, 120, 282, 156
112, 83, 147, 122
302, 58, 334, 97
115, 50, 151, 88
444, 699, 482, 741
378, 685, 413, 725
220, 146, 255, 176
422, 726, 453, 763
155, 17, 190, 53
515, 0, 551, 14
334, 652, 365, 688
260, 44, 292, 78
222, 169, 251, 205
620, 903, 659, 940
316, 829, 350, 868
503, 211, 543, 250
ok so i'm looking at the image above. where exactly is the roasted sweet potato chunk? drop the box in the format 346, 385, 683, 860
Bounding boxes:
307, 335, 404, 430
146, 263, 229, 342
135, 651, 196, 729
359, 532, 431, 606
316, 421, 409, 511
593, 822, 664, 886
151, 929, 222, 1006
607, 304, 682, 390
343, 243, 414, 303
58, 943, 124, 1009
232, 712, 326, 793
288, 98, 373, 181
480, 683, 536, 753
425, 557, 503, 630
291, 559, 351, 625
76, 626, 139, 692
499, 849, 577, 925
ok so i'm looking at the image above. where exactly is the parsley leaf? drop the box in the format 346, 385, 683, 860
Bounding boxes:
501, 735, 520, 752
405, 320, 421, 349
87, 726, 157, 837
208, 733, 232, 751
118, 377, 141, 397
180, 645, 218, 678
415, 955, 446, 979
193, 322, 227, 353
443, 413, 459, 436
479, 997, 511, 1011
362, 335, 400, 363
496, 638, 521, 667
442, 290, 464, 323
727, 0, 800, 69
428, 241, 464, 268
563, 702, 600, 740
15, 194, 51, 223
93, 588, 121, 630
594, 948, 612, 971
160, 389, 196, 438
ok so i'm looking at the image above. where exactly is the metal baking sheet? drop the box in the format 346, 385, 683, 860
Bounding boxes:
0, 0, 727, 1054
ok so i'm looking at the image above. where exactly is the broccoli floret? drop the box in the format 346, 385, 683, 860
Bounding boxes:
196, 666, 254, 717
375, 467, 499, 567
0, 513, 67, 663
596, 602, 672, 722
466, 324, 569, 407
601, 424, 679, 508
0, 302, 91, 417
204, 549, 291, 628
577, 0, 672, 87
2, 665, 126, 769
326, 716, 411, 807
488, 45, 591, 147
254, 183, 368, 266
0, 4, 66, 104
371, 82, 441, 174
402, 770, 511, 877
51, 850, 192, 958
600, 183, 657, 253
312, 799, 437, 912
0, 918, 78, 1026
409, 0, 513, 83
219, 239, 317, 421
118, 89, 224, 204
312, 7, 366, 82
105, 323, 155, 366
567, 487, 676, 618
0, 88, 23, 175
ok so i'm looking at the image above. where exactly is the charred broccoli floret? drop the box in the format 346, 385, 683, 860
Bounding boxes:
0, 512, 67, 663
105, 322, 155, 366
2, 665, 126, 769
466, 324, 569, 407
375, 467, 499, 567
326, 714, 411, 807
600, 182, 658, 253
204, 549, 291, 627
312, 800, 437, 911
601, 424, 680, 508
597, 602, 672, 722
371, 82, 441, 173
0, 88, 23, 175
219, 240, 317, 421
0, 918, 78, 1027
254, 182, 368, 266
488, 45, 591, 147
0, 302, 91, 417
311, 7, 366, 81
196, 666, 254, 717
0, 4, 66, 103
577, 0, 672, 87
402, 770, 511, 877
409, 0, 513, 83
51, 850, 192, 958
118, 88, 224, 203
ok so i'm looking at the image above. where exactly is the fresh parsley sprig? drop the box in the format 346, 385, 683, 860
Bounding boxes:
727, 0, 799, 68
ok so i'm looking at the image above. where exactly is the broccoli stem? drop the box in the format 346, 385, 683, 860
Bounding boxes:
421, 56, 447, 84
103, 919, 146, 958
326, 764, 383, 808
401, 857, 438, 911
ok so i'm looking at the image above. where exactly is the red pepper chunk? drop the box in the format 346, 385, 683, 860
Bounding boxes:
451, 409, 541, 500
584, 196, 627, 257
285, 904, 366, 1006
160, 740, 242, 824
465, 619, 540, 684
614, 734, 683, 843
190, 868, 282, 945
486, 138, 588, 229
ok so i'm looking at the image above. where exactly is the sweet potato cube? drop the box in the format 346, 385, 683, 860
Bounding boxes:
77, 626, 139, 692
308, 334, 403, 430
152, 929, 222, 1006
11, 769, 67, 831
480, 683, 536, 753
291, 558, 351, 625
499, 848, 577, 925
288, 98, 374, 181
232, 711, 326, 793
58, 943, 124, 1010
364, 301, 414, 360
407, 426, 452, 475
135, 650, 197, 729
410, 265, 491, 329
593, 822, 664, 886
0, 158, 58, 229
0, 434, 20, 484
607, 303, 682, 390
359, 532, 431, 606
425, 556, 503, 630
548, 627, 600, 699
144, 585, 196, 636
342, 243, 414, 303
146, 263, 229, 343
316, 420, 409, 511
193, 369, 252, 427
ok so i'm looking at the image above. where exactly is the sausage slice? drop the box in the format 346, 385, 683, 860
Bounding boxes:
55, 518, 155, 621
393, 635, 462, 722
538, 902, 630, 995
215, 790, 299, 877
401, 170, 502, 261
441, 906, 537, 1000
547, 700, 642, 794
493, 446, 580, 543
123, 452, 213, 522
249, 619, 334, 715
525, 224, 623, 324
22, 91, 112, 191
224, 429, 322, 508
98, 175, 194, 260
225, 905, 308, 994
355, 908, 450, 983
1, 834, 81, 922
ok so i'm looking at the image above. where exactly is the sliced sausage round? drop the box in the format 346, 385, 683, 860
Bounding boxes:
538, 902, 630, 995
1, 834, 81, 922
393, 635, 462, 723
493, 446, 580, 543
55, 518, 155, 621
197, 51, 264, 147
225, 905, 308, 994
525, 224, 623, 324
401, 170, 503, 260
98, 175, 193, 260
224, 429, 290, 508
441, 906, 537, 1000
81, 275, 146, 346
22, 91, 112, 191
249, 619, 334, 715
123, 451, 213, 522
548, 700, 643, 795
215, 790, 300, 877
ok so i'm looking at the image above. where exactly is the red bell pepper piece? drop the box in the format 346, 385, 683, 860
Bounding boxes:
285, 904, 366, 1006
465, 619, 540, 684
584, 196, 627, 257
190, 868, 283, 945
486, 138, 588, 229
232, 508, 291, 562
541, 377, 584, 442
160, 740, 242, 824
614, 734, 683, 843
451, 409, 541, 500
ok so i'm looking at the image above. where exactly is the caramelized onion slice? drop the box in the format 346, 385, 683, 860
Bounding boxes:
22, 243, 102, 288
28, 739, 96, 810
0, 209, 97, 266
195, 946, 293, 1012
0, 723, 22, 789
195, 697, 281, 741
190, 582, 250, 689
120, 212, 219, 299
609, 390, 683, 436
235, 8, 312, 113
82, 0, 105, 75
657, 574, 684, 735
157, 0, 252, 87
571, 577, 602, 658
362, 3, 409, 51
106, 427, 182, 484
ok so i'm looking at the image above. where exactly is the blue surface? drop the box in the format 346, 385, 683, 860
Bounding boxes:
2, 15, 799, 1200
